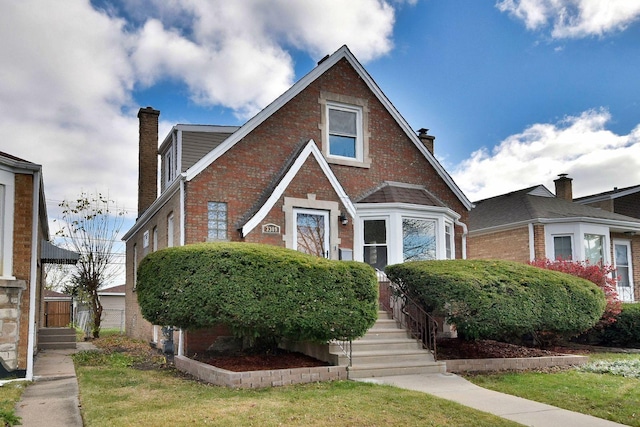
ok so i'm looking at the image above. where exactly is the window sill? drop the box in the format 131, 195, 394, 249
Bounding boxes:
326, 156, 371, 169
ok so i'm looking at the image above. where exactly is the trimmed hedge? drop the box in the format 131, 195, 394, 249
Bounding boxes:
136, 242, 378, 344
385, 260, 606, 343
583, 303, 640, 347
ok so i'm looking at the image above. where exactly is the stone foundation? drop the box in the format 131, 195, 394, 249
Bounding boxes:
175, 355, 348, 389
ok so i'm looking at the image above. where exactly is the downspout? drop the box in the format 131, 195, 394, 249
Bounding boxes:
177, 176, 186, 357
455, 219, 468, 260
26, 170, 41, 381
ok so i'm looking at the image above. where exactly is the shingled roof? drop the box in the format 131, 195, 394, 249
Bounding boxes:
469, 185, 640, 232
356, 182, 446, 207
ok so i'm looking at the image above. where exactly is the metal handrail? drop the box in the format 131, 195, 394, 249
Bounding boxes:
378, 272, 438, 361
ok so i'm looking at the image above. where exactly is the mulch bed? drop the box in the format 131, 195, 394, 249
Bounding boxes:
192, 339, 592, 371
194, 350, 329, 372
435, 338, 587, 360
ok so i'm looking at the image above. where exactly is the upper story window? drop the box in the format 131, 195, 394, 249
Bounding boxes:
164, 146, 175, 186
207, 202, 227, 241
328, 104, 361, 159
319, 92, 371, 168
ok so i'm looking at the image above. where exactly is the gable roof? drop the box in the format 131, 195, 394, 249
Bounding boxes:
240, 140, 355, 237
470, 185, 640, 232
184, 45, 472, 211
574, 184, 640, 204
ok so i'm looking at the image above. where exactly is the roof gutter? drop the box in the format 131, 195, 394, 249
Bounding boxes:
26, 168, 41, 381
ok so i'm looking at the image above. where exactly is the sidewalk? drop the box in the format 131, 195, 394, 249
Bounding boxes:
15, 342, 97, 427
358, 373, 626, 427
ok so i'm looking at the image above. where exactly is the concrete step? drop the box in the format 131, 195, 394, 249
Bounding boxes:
38, 342, 77, 350
39, 334, 76, 343
351, 349, 435, 365
361, 328, 411, 340
369, 318, 400, 330
38, 328, 77, 350
348, 360, 446, 378
38, 327, 76, 336
331, 338, 422, 353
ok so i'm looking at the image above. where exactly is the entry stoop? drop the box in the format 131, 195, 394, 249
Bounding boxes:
38, 328, 77, 350
336, 311, 446, 379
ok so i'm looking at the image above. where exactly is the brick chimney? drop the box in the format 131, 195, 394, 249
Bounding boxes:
137, 107, 160, 216
554, 173, 573, 201
417, 128, 435, 155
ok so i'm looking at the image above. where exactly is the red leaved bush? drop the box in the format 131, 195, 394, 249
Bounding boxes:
529, 259, 622, 328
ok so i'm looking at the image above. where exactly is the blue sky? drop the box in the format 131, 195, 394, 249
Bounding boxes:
2, 0, 640, 284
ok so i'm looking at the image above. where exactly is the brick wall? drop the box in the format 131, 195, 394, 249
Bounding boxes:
126, 191, 181, 342
127, 58, 470, 348
468, 226, 531, 263
12, 173, 34, 372
614, 192, 640, 219
185, 58, 468, 247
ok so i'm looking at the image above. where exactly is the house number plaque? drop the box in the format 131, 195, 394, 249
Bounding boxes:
262, 223, 281, 234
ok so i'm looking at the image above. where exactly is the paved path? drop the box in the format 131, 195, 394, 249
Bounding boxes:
15, 343, 627, 427
15, 342, 96, 427
358, 373, 626, 427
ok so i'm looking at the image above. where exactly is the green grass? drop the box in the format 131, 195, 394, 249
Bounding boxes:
466, 352, 640, 426
74, 352, 519, 427
0, 382, 26, 426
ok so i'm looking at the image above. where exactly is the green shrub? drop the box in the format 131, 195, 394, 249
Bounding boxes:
589, 303, 640, 347
385, 260, 606, 345
137, 242, 378, 346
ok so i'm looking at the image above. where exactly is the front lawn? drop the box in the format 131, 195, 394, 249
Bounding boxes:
74, 336, 519, 427
466, 352, 640, 426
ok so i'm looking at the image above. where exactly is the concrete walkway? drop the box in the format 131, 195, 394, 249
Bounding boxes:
14, 344, 627, 427
15, 342, 96, 427
358, 373, 626, 427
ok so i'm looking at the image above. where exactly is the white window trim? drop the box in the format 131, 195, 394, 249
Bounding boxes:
283, 195, 341, 260
544, 223, 611, 264
613, 240, 634, 302
319, 91, 371, 168
0, 170, 15, 279
292, 208, 330, 257
355, 204, 459, 267
551, 234, 574, 261
167, 213, 174, 248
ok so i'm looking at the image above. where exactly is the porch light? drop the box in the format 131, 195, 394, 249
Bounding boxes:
338, 212, 349, 225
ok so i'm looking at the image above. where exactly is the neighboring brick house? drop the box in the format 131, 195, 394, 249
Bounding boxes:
123, 45, 473, 355
575, 184, 640, 303
468, 174, 640, 302
0, 152, 78, 380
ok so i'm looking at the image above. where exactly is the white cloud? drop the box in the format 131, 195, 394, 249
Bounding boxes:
0, 0, 401, 221
452, 109, 640, 201
496, 0, 640, 38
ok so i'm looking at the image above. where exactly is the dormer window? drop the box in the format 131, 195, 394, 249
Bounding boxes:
164, 146, 175, 186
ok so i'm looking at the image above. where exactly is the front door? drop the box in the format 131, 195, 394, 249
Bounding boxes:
614, 241, 634, 302
293, 208, 329, 258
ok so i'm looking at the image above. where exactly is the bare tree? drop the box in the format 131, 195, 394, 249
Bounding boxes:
55, 192, 125, 338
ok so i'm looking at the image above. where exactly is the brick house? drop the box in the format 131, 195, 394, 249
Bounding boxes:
467, 174, 640, 302
123, 45, 473, 356
0, 152, 78, 380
